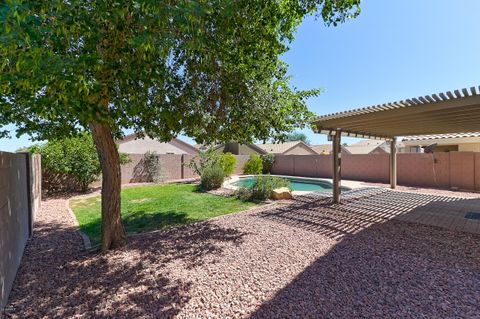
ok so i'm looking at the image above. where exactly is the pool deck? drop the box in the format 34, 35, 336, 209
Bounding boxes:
224, 175, 368, 196
224, 175, 480, 235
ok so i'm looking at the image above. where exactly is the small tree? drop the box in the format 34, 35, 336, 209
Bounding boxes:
29, 133, 130, 193
285, 132, 310, 144
1, 1, 360, 251
186, 150, 223, 176
220, 152, 237, 176
261, 154, 276, 174
143, 151, 164, 184
243, 154, 263, 175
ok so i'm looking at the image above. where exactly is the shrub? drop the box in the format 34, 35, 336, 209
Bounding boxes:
200, 165, 226, 190
237, 176, 289, 201
28, 133, 130, 193
186, 149, 222, 176
261, 154, 275, 174
143, 151, 164, 183
187, 150, 237, 181
220, 152, 236, 176
243, 154, 263, 174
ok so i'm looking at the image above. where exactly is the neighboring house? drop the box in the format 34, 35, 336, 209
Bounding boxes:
343, 140, 389, 154
311, 144, 332, 155
203, 141, 318, 155
402, 133, 480, 153
218, 142, 267, 155
196, 142, 267, 155
117, 133, 198, 155
311, 144, 350, 155
256, 141, 319, 155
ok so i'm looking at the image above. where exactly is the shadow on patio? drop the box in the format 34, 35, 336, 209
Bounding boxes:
250, 189, 480, 318
258, 188, 480, 239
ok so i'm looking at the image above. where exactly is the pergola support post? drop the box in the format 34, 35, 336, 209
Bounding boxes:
332, 131, 342, 203
390, 137, 397, 189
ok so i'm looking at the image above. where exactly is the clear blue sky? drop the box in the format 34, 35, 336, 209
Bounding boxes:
1, 0, 479, 151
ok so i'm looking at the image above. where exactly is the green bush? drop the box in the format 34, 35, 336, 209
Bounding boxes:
220, 152, 237, 176
243, 154, 263, 175
28, 133, 130, 193
261, 154, 275, 174
186, 149, 221, 176
187, 150, 237, 178
200, 165, 226, 190
237, 176, 289, 201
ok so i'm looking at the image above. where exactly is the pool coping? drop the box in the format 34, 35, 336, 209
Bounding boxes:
223, 175, 368, 195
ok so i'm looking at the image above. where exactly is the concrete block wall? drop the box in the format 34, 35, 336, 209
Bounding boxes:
271, 152, 480, 192
120, 154, 250, 183
0, 152, 41, 310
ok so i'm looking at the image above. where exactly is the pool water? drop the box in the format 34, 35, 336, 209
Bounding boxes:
233, 176, 350, 192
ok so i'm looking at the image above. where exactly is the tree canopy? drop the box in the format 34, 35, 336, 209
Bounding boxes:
285, 131, 310, 144
0, 0, 360, 144
0, 0, 360, 250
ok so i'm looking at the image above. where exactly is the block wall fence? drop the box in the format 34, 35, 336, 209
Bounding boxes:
271, 152, 480, 191
119, 152, 480, 192
0, 152, 41, 310
119, 154, 250, 184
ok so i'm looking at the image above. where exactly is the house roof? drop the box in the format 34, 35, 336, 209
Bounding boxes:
255, 141, 317, 154
312, 85, 480, 139
402, 132, 480, 141
311, 144, 332, 154
116, 133, 198, 154
344, 140, 387, 154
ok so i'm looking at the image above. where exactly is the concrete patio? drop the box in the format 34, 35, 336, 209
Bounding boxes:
297, 187, 480, 237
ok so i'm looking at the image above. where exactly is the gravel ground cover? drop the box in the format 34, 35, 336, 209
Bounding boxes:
6, 192, 480, 318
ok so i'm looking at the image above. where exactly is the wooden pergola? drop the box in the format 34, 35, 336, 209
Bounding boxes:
312, 86, 480, 203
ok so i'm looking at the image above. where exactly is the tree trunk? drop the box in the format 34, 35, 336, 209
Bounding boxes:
90, 121, 127, 252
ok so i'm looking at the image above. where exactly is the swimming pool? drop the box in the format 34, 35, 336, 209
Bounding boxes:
232, 175, 351, 192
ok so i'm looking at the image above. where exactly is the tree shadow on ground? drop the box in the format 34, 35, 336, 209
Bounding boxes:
250, 190, 480, 318
81, 210, 194, 246
7, 207, 245, 318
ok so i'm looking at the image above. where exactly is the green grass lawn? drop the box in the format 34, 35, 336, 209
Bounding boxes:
70, 183, 258, 245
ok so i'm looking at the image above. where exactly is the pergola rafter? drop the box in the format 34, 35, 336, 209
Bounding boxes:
312, 85, 480, 203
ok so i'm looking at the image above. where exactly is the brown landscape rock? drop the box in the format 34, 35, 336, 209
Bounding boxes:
271, 187, 293, 200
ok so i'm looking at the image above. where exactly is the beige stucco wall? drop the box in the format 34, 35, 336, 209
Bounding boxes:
118, 137, 197, 155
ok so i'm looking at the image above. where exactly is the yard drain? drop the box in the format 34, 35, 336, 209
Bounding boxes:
464, 212, 480, 220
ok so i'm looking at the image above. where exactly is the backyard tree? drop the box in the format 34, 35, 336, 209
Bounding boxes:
286, 131, 311, 144
0, 0, 360, 251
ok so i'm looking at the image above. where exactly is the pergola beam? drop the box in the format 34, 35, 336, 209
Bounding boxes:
332, 131, 342, 204
312, 85, 480, 204
325, 107, 480, 128
314, 95, 480, 126
390, 137, 397, 189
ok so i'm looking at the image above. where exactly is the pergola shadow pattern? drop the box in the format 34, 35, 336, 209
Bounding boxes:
257, 188, 480, 239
